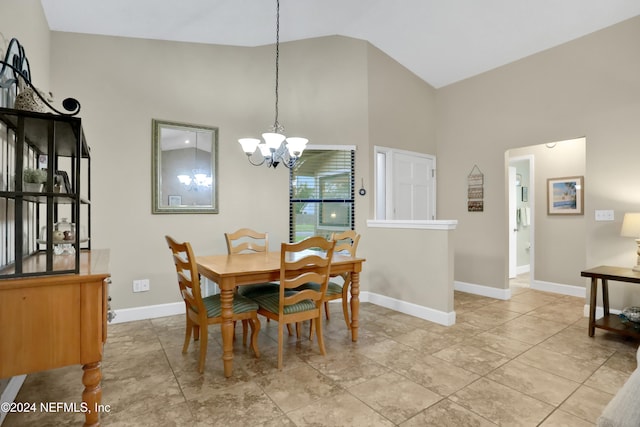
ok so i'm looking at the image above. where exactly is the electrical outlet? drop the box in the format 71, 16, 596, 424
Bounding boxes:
133, 279, 150, 292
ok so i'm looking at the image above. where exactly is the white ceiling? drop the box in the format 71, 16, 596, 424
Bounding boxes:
41, 0, 640, 88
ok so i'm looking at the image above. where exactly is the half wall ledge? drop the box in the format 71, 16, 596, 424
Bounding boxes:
366, 219, 458, 230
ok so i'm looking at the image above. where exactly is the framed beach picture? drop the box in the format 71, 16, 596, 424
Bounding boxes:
168, 195, 182, 206
547, 176, 583, 215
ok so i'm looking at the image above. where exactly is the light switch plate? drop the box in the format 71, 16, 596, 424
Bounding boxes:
595, 210, 615, 221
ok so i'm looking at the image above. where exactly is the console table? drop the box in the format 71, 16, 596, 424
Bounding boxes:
0, 250, 110, 426
581, 265, 640, 338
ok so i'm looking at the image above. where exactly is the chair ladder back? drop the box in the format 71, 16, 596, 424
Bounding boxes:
165, 235, 205, 315
331, 230, 360, 256
225, 228, 269, 254
280, 236, 336, 307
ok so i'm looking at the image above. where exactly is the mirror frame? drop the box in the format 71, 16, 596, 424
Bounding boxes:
151, 119, 219, 214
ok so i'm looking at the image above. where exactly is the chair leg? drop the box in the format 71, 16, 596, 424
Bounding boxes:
324, 301, 330, 320
249, 317, 261, 358
286, 323, 294, 336
193, 324, 200, 341
309, 319, 315, 341
198, 325, 208, 373
342, 283, 351, 330
315, 315, 326, 356
242, 320, 249, 346
183, 318, 193, 353
277, 322, 284, 370
295, 322, 301, 338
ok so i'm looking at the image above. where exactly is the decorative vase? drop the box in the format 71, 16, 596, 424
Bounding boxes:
23, 182, 43, 192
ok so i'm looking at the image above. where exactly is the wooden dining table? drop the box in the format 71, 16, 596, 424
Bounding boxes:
196, 250, 365, 377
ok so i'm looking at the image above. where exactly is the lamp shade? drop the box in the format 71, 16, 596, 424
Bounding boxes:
285, 137, 308, 157
621, 213, 640, 238
262, 132, 286, 149
238, 138, 260, 154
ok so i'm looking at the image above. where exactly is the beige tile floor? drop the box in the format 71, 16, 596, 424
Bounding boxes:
5, 278, 639, 426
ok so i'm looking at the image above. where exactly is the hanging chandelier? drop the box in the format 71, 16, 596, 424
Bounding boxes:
238, 0, 308, 169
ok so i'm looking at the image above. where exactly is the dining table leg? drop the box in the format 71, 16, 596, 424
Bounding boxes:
350, 270, 360, 342
219, 278, 235, 377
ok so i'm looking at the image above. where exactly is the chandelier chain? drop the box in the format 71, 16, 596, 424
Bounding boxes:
273, 0, 281, 132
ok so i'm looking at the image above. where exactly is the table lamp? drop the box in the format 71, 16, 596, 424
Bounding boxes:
621, 213, 640, 272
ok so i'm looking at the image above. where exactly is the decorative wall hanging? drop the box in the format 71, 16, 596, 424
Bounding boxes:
0, 38, 80, 115
547, 176, 584, 215
467, 165, 484, 212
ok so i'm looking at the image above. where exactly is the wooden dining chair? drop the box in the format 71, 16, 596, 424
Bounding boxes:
327, 230, 360, 328
252, 236, 335, 369
224, 228, 280, 299
165, 235, 261, 373
225, 228, 284, 334
298, 230, 360, 333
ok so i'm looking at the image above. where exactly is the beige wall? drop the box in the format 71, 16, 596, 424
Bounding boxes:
437, 16, 640, 306
0, 0, 50, 89
366, 226, 454, 313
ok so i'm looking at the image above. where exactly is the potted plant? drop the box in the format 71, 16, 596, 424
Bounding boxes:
23, 168, 47, 192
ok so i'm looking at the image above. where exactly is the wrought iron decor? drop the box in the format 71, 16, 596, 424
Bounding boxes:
0, 37, 80, 116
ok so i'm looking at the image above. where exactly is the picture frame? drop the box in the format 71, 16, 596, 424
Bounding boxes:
55, 170, 71, 193
168, 195, 182, 206
547, 176, 583, 215
521, 186, 528, 202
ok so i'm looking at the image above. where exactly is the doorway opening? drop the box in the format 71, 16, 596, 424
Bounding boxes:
508, 156, 533, 288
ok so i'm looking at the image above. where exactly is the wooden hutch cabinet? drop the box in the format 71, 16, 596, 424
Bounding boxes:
0, 107, 111, 426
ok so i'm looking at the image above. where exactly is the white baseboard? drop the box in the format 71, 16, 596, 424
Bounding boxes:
516, 264, 530, 275
0, 375, 26, 426
531, 280, 585, 298
583, 305, 620, 318
110, 291, 455, 327
110, 302, 184, 324
454, 281, 512, 300
362, 291, 455, 326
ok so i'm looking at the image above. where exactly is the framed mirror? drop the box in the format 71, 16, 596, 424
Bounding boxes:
152, 119, 218, 214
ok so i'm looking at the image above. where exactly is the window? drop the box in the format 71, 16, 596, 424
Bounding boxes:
289, 148, 355, 242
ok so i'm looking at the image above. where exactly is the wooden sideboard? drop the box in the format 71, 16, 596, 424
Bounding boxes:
0, 249, 110, 427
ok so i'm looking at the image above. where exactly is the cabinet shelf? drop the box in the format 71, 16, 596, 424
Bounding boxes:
0, 191, 90, 204
0, 108, 89, 157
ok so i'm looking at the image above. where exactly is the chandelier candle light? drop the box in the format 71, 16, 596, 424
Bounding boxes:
238, 0, 308, 169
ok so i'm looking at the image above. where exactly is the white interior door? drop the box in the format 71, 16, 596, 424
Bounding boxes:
393, 152, 435, 220
508, 167, 517, 278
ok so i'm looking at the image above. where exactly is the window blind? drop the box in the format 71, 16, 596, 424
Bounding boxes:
289, 149, 355, 242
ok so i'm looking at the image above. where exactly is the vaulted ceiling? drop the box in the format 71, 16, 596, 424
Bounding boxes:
41, 0, 640, 88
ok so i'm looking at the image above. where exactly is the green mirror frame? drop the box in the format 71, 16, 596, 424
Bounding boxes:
151, 119, 219, 214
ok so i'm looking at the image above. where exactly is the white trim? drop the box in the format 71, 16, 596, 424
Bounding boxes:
366, 219, 457, 230
305, 144, 356, 151
454, 280, 512, 300
583, 304, 620, 318
110, 302, 183, 324
0, 375, 26, 425
516, 264, 530, 275
360, 291, 456, 326
110, 293, 456, 327
531, 280, 585, 298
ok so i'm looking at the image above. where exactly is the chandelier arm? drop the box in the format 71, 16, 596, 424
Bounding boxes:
246, 153, 267, 166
